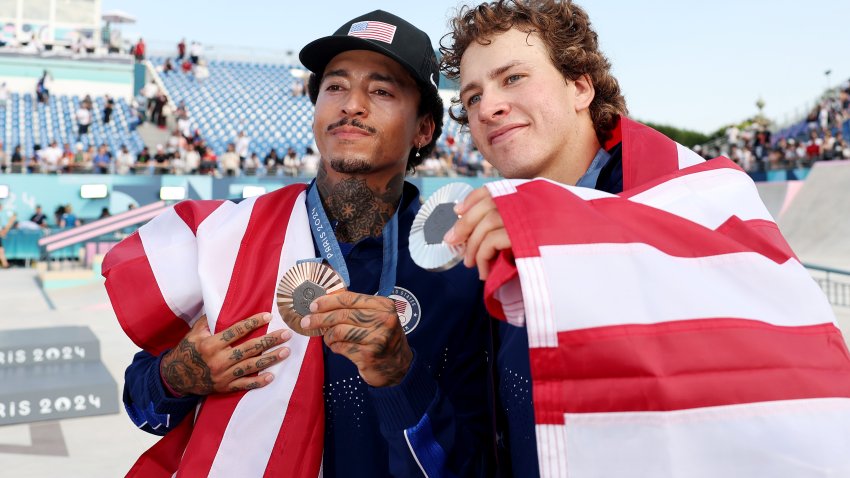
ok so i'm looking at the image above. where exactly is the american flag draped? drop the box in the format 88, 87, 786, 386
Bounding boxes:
102, 184, 324, 478
483, 117, 850, 477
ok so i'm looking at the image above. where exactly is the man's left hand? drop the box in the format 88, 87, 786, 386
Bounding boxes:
300, 292, 412, 387
443, 186, 512, 280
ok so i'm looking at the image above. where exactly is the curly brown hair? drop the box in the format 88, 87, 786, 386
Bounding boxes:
440, 0, 627, 145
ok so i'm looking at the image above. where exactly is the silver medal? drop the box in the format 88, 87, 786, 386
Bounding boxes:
410, 182, 473, 271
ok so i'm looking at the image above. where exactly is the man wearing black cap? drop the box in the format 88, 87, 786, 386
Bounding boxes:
109, 10, 494, 478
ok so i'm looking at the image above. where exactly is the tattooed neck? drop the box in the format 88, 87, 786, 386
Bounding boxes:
316, 163, 405, 243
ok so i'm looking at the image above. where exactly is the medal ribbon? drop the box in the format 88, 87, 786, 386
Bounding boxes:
305, 180, 398, 297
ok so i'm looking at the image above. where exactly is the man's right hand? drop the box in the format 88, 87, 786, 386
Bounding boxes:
160, 312, 292, 396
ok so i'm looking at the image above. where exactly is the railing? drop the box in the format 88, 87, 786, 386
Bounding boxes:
37, 201, 169, 267
805, 263, 850, 307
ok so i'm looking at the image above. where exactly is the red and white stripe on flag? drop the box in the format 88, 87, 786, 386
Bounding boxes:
103, 184, 324, 478
483, 119, 850, 477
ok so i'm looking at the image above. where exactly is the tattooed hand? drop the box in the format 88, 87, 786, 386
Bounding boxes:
160, 312, 292, 396
300, 292, 412, 387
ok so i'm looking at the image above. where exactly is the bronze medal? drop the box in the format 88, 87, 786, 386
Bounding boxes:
276, 261, 345, 336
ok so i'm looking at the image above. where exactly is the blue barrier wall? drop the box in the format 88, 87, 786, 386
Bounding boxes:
0, 174, 498, 225
0, 168, 805, 226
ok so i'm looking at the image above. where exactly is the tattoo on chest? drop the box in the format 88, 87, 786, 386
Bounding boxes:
317, 163, 403, 243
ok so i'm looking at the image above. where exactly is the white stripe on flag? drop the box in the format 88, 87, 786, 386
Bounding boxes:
516, 257, 557, 348
138, 207, 203, 323
676, 142, 705, 169
557, 398, 850, 478
537, 243, 834, 332
535, 424, 568, 478
196, 199, 254, 329
628, 167, 772, 229
485, 179, 518, 198
210, 191, 316, 477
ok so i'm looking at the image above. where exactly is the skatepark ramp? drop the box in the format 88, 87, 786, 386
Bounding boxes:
773, 160, 850, 271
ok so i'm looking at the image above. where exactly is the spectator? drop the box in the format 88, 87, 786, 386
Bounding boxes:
183, 143, 200, 174
76, 103, 92, 139
116, 145, 136, 174
136, 146, 151, 174
805, 130, 821, 161
99, 207, 111, 219
0, 141, 6, 173
36, 70, 51, 104
176, 111, 192, 139
38, 141, 62, 173
181, 59, 193, 74
93, 144, 112, 174
9, 145, 24, 173
235, 131, 250, 164
153, 144, 170, 174
199, 145, 217, 175
177, 38, 186, 61
60, 143, 74, 173
0, 82, 8, 108
189, 41, 202, 64
59, 205, 80, 229
220, 143, 240, 177
103, 95, 115, 124
134, 37, 146, 61
300, 146, 319, 176
162, 58, 174, 73
0, 202, 15, 268
29, 205, 49, 230
53, 204, 65, 227
150, 93, 168, 129
244, 152, 261, 175
283, 147, 300, 176
264, 148, 281, 175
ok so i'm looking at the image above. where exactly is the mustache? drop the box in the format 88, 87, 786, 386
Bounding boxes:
326, 117, 377, 134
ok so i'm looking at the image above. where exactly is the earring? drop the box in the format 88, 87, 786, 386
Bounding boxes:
415, 143, 421, 158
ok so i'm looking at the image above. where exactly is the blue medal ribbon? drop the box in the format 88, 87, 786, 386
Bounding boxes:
304, 180, 398, 297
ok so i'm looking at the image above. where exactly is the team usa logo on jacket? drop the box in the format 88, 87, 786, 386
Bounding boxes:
389, 286, 421, 334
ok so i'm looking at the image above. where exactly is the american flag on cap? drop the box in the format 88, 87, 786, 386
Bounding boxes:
348, 20, 396, 44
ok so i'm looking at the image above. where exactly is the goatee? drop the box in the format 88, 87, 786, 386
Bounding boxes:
329, 158, 373, 174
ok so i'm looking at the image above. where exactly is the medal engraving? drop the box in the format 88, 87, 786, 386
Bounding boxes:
292, 280, 325, 316
276, 262, 345, 336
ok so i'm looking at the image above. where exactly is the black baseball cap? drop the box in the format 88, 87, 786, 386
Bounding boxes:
299, 10, 440, 93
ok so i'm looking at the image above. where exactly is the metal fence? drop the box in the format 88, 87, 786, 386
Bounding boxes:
805, 263, 850, 308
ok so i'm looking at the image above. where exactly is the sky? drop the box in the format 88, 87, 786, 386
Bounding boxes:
102, 0, 850, 134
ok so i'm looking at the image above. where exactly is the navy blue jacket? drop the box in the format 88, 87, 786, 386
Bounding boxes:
123, 182, 495, 477
493, 143, 624, 477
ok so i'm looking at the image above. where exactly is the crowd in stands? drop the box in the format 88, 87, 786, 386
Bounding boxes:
698, 80, 850, 172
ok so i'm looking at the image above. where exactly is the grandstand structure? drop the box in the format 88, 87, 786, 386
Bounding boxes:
2, 92, 143, 158
151, 58, 315, 157
149, 57, 466, 158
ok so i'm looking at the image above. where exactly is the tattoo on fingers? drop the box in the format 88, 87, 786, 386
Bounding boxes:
343, 328, 369, 343
229, 348, 244, 361
255, 356, 277, 369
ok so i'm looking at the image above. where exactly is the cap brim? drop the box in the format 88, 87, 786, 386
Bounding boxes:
299, 35, 419, 84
